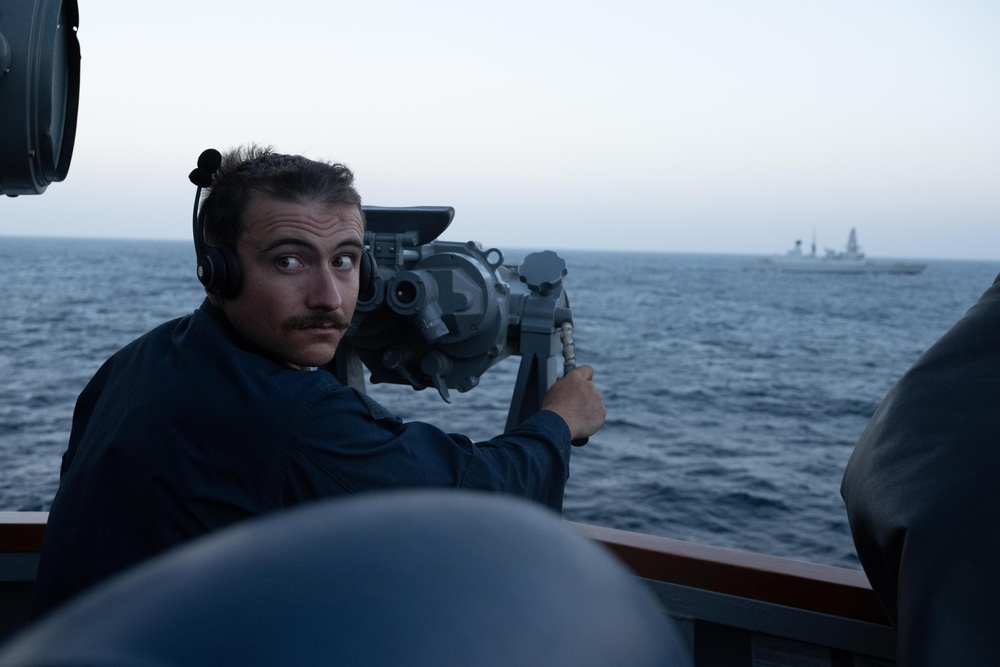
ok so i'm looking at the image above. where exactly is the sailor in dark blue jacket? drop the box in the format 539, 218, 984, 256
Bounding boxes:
31, 145, 606, 617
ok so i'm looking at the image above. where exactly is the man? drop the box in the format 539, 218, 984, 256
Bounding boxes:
31, 145, 606, 617
842, 275, 1000, 666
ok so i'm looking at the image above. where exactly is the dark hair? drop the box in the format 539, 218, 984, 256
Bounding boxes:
200, 144, 362, 247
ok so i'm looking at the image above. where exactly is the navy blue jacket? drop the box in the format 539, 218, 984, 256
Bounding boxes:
31, 301, 572, 617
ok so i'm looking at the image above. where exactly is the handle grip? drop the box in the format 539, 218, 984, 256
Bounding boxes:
560, 322, 589, 446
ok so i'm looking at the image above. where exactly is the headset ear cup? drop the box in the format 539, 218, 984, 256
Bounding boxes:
196, 248, 221, 293
359, 249, 377, 302
198, 246, 242, 299
215, 245, 242, 299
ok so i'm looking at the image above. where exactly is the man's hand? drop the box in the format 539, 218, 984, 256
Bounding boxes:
540, 365, 607, 443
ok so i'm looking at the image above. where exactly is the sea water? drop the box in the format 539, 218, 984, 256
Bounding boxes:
2, 236, 996, 569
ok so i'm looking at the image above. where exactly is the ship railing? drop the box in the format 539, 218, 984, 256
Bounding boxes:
0, 513, 896, 664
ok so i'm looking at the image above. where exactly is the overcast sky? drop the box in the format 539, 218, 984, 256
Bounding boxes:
4, 0, 999, 259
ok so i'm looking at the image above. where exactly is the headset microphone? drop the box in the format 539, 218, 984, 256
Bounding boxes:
190, 148, 242, 299
189, 148, 221, 187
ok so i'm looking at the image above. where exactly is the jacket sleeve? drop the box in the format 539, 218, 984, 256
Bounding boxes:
283, 377, 573, 510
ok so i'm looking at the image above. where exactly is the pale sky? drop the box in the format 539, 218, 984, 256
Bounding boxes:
3, 0, 999, 259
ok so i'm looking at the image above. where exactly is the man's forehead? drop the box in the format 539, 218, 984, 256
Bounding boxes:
243, 196, 364, 237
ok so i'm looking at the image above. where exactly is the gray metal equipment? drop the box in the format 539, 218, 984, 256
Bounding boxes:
0, 0, 80, 196
335, 206, 577, 433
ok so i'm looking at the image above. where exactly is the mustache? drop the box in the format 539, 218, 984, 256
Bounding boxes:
282, 312, 351, 332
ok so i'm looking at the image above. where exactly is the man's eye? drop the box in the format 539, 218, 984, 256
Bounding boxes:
333, 255, 356, 270
276, 256, 304, 270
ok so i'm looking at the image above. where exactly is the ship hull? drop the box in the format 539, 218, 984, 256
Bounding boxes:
742, 259, 926, 275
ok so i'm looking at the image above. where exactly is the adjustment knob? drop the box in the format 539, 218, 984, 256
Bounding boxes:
518, 251, 567, 295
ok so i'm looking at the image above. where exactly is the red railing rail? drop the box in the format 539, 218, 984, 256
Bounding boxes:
0, 512, 888, 626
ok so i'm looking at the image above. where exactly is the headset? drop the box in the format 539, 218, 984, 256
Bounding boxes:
188, 148, 377, 301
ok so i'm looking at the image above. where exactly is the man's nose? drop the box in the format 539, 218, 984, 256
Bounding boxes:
306, 266, 344, 310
